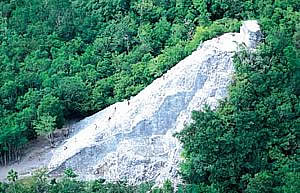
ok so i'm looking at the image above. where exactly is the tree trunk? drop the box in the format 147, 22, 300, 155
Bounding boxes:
48, 132, 54, 147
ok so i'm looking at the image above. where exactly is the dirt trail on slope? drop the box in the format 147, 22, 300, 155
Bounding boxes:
0, 137, 53, 181
0, 119, 79, 181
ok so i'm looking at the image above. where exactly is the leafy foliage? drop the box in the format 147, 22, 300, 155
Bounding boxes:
0, 0, 241, 165
0, 0, 298, 193
176, 1, 299, 193
1, 169, 155, 193
33, 114, 57, 146
0, 0, 205, 164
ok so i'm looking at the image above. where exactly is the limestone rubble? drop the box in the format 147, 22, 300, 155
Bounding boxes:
48, 20, 262, 186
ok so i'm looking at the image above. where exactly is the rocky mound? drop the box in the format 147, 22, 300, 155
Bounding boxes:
48, 20, 262, 185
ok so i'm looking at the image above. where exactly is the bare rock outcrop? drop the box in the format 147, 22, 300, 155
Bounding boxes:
48, 21, 262, 185
240, 20, 263, 49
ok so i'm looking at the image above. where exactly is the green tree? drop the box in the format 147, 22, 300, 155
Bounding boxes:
6, 170, 19, 193
7, 169, 18, 183
37, 94, 64, 128
33, 114, 57, 147
176, 2, 299, 191
57, 76, 89, 116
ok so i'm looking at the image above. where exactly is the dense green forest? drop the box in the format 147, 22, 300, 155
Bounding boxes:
0, 0, 299, 192
175, 0, 300, 193
0, 0, 240, 165
0, 0, 205, 164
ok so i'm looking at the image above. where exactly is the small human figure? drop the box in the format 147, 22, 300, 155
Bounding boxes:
64, 146, 67, 150
108, 116, 111, 121
63, 128, 69, 138
128, 101, 130, 105
50, 141, 55, 148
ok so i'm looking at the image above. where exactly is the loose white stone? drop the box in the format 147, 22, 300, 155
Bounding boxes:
240, 20, 263, 49
48, 21, 262, 186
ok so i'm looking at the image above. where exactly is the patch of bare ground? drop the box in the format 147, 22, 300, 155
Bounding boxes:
0, 119, 79, 181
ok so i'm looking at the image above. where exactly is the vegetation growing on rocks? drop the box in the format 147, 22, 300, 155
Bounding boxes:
0, 0, 203, 165
0, 0, 239, 166
176, 0, 300, 193
0, 0, 299, 192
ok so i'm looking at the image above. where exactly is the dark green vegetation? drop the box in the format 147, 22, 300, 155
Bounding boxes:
0, 0, 240, 165
176, 0, 300, 193
0, 168, 198, 193
1, 0, 299, 192
0, 168, 154, 193
0, 0, 218, 164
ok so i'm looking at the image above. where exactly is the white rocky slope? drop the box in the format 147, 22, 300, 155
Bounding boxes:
48, 21, 262, 185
